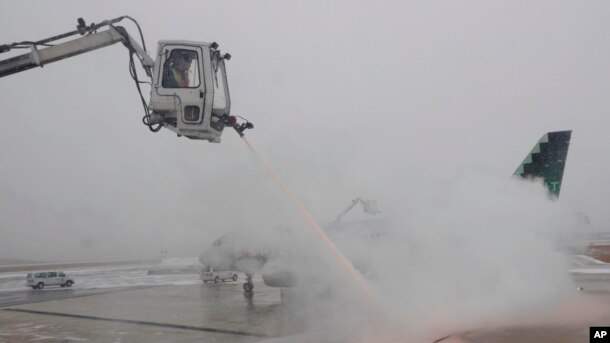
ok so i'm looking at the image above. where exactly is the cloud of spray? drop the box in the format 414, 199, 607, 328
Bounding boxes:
251, 169, 579, 340
331, 173, 576, 338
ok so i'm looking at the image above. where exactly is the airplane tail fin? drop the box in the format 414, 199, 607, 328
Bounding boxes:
514, 130, 572, 198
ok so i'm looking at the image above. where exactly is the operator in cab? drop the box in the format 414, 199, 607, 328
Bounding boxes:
162, 51, 195, 88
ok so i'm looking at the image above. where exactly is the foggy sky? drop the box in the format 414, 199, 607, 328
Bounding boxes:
1, 0, 609, 262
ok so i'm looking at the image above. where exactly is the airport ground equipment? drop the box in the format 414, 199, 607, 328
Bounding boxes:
334, 198, 381, 223
0, 16, 252, 142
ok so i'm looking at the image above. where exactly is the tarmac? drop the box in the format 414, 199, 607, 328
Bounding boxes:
0, 279, 289, 342
1, 269, 610, 342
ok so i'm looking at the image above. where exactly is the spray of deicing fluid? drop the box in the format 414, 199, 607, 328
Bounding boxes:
240, 135, 468, 342
240, 135, 378, 305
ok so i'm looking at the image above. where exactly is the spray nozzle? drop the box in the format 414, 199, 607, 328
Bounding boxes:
223, 115, 254, 137
235, 122, 254, 137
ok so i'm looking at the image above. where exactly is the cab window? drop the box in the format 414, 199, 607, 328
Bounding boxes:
211, 59, 228, 113
59, 272, 66, 277
161, 49, 200, 88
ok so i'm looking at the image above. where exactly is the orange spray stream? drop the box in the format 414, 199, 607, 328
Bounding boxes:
241, 135, 377, 304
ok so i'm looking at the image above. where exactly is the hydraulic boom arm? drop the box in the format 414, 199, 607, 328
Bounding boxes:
334, 198, 381, 223
0, 17, 153, 78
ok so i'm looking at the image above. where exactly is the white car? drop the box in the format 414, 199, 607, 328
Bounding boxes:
26, 271, 74, 289
200, 268, 239, 283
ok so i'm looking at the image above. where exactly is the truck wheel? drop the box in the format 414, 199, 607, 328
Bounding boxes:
65, 280, 73, 287
214, 276, 220, 283
232, 274, 238, 282
37, 283, 44, 290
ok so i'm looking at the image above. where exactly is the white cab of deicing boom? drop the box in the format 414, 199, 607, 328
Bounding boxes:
0, 17, 242, 142
150, 41, 231, 142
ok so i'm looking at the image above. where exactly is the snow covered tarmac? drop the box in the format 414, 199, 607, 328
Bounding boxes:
1, 259, 610, 342
0, 264, 203, 295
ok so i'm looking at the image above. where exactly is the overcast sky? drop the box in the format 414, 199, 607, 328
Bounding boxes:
1, 1, 609, 262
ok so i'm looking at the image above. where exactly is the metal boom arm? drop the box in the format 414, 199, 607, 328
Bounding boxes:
0, 18, 154, 78
334, 198, 381, 223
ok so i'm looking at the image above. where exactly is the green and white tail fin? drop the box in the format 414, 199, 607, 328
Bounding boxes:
514, 130, 572, 198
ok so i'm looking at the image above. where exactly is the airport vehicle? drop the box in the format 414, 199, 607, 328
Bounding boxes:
199, 131, 573, 293
333, 198, 380, 224
26, 271, 74, 290
0, 16, 253, 142
200, 266, 239, 283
